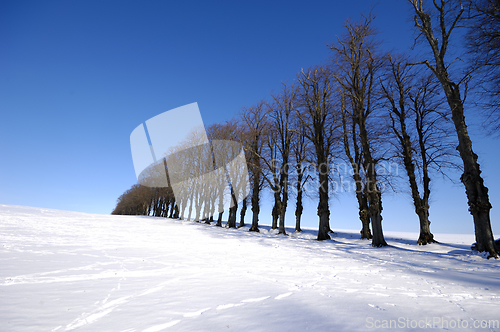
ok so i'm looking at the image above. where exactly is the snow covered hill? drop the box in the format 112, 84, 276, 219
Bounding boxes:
1, 204, 499, 331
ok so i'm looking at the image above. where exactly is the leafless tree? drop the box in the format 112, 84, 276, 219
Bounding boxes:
207, 123, 228, 226
290, 116, 312, 233
206, 120, 245, 227
295, 65, 340, 241
257, 111, 282, 231
241, 101, 269, 232
465, 0, 500, 134
112, 184, 175, 217
330, 16, 388, 247
339, 91, 372, 240
381, 53, 460, 244
251, 83, 298, 235
408, 0, 498, 257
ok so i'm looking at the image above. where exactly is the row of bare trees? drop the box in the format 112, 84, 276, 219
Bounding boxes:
114, 0, 499, 258
112, 185, 177, 218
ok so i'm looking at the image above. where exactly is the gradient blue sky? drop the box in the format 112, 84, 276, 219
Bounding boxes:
1, 0, 498, 235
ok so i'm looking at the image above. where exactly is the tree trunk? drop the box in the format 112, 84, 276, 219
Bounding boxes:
278, 192, 288, 236
417, 206, 434, 245
227, 205, 237, 228
169, 199, 175, 218
416, 105, 436, 245
271, 191, 279, 230
357, 180, 371, 240
317, 161, 331, 241
173, 204, 179, 219
295, 167, 303, 233
278, 161, 289, 235
359, 199, 372, 239
249, 172, 260, 232
359, 120, 387, 247
250, 190, 260, 232
341, 105, 372, 239
445, 84, 497, 257
238, 196, 247, 228
396, 103, 436, 245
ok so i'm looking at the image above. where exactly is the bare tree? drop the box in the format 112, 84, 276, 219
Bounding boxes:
290, 117, 312, 233
241, 101, 269, 232
252, 83, 298, 235
239, 195, 249, 228
466, 0, 500, 134
330, 16, 388, 247
295, 65, 339, 241
381, 53, 459, 244
205, 120, 246, 228
206, 123, 228, 226
408, 0, 498, 257
339, 91, 372, 240
259, 116, 282, 231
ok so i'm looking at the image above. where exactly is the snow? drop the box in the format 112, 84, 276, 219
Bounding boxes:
1, 204, 499, 331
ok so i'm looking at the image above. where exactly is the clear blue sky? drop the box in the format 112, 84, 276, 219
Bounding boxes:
1, 0, 498, 235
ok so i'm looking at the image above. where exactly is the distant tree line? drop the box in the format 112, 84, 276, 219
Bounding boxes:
113, 0, 499, 258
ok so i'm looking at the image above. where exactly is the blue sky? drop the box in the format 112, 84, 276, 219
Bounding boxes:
1, 0, 498, 235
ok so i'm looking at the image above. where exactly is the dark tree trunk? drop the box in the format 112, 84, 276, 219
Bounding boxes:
155, 193, 162, 217
249, 156, 261, 232
271, 191, 279, 230
173, 204, 179, 219
216, 180, 224, 227
341, 104, 372, 240
216, 211, 223, 227
163, 197, 170, 218
317, 159, 331, 241
278, 161, 289, 236
417, 207, 434, 245
296, 66, 334, 241
295, 167, 304, 233
359, 195, 372, 240
369, 188, 386, 247
446, 84, 496, 256
250, 194, 260, 232
415, 104, 435, 245
227, 205, 237, 228
169, 199, 175, 218
238, 196, 247, 228
359, 120, 387, 247
278, 191, 287, 236
393, 97, 435, 245
227, 187, 238, 229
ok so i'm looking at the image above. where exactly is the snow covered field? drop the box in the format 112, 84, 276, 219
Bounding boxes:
1, 205, 499, 331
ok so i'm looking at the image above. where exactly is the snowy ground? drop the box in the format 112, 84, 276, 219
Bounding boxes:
1, 205, 499, 331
